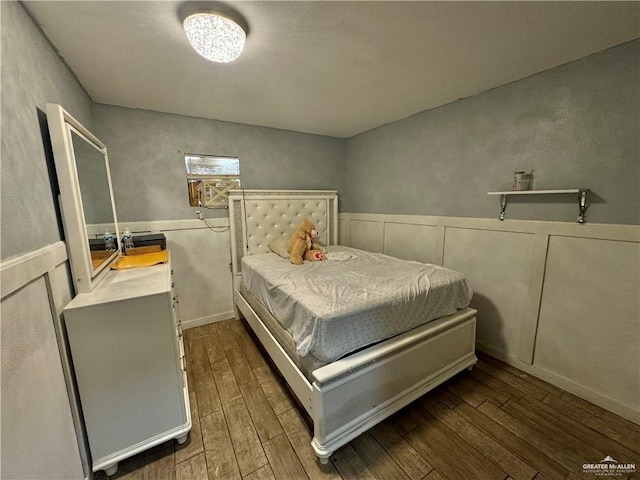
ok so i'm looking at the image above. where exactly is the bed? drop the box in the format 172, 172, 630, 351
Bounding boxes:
228, 190, 478, 462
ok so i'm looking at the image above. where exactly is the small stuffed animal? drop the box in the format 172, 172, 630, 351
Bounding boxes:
304, 250, 325, 262
287, 217, 325, 265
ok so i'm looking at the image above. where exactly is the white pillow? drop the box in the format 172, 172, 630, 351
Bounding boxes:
268, 236, 290, 259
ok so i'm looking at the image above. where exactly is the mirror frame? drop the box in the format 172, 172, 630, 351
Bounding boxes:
46, 103, 120, 293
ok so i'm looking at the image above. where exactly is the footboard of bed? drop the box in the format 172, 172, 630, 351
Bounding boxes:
310, 310, 477, 461
235, 283, 477, 463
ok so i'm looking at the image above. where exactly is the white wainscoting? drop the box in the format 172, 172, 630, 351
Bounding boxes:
341, 213, 640, 423
117, 218, 235, 329
535, 237, 640, 411
0, 243, 87, 479
444, 228, 535, 360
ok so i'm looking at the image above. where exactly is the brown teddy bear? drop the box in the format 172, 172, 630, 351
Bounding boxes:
287, 217, 325, 265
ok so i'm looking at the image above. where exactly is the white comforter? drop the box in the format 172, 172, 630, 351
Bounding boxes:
241, 246, 473, 363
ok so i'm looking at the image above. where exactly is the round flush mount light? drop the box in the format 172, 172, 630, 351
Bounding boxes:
183, 12, 246, 63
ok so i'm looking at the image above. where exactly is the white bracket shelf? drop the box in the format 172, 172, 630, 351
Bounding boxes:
487, 189, 589, 223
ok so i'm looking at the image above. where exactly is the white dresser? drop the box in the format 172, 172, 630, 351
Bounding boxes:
63, 259, 190, 476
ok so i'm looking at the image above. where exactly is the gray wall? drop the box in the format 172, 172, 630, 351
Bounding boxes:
92, 105, 347, 222
345, 40, 640, 225
1, 2, 88, 479
1, 2, 94, 260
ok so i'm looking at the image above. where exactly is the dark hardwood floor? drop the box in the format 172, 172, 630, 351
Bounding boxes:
98, 318, 640, 480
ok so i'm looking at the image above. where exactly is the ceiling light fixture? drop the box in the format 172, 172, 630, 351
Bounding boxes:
183, 12, 246, 63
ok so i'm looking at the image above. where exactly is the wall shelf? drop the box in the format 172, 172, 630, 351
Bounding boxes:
487, 189, 589, 223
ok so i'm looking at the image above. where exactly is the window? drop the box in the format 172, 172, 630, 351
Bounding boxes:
184, 154, 240, 208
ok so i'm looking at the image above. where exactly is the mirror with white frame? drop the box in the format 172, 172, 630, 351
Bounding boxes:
47, 103, 120, 293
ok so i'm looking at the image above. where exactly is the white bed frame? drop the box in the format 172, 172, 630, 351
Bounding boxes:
228, 190, 477, 462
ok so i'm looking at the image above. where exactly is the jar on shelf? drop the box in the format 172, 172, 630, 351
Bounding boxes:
513, 171, 534, 191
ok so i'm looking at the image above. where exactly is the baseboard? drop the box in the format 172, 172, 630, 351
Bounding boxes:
181, 311, 235, 330
476, 343, 640, 425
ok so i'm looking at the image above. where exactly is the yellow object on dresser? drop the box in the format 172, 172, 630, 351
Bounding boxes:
110, 250, 168, 270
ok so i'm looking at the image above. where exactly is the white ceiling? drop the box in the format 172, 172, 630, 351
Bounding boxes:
24, 1, 640, 138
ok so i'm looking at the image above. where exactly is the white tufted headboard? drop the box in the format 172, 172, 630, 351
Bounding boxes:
228, 190, 339, 277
